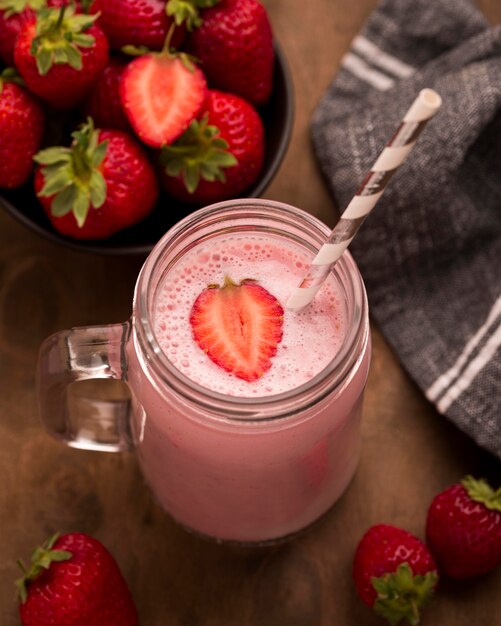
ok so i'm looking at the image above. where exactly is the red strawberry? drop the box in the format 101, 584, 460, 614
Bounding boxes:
426, 475, 501, 579
160, 89, 264, 204
17, 532, 138, 626
190, 276, 284, 382
34, 118, 159, 239
14, 5, 109, 110
0, 69, 44, 189
0, 1, 101, 66
82, 56, 130, 131
0, 0, 43, 66
120, 47, 207, 147
353, 524, 438, 625
98, 0, 185, 51
187, 0, 274, 106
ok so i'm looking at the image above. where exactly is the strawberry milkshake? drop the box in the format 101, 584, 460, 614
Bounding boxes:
126, 200, 371, 543
37, 199, 370, 544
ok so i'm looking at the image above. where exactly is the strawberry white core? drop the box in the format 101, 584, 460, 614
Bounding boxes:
153, 233, 346, 397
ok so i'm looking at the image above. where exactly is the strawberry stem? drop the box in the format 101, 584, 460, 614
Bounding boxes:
55, 3, 66, 28
162, 22, 177, 55
155, 22, 197, 71
222, 275, 238, 288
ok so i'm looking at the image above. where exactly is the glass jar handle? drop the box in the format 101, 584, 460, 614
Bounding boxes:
37, 321, 134, 452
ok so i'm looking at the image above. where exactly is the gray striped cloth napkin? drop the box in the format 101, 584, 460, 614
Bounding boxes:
311, 0, 501, 460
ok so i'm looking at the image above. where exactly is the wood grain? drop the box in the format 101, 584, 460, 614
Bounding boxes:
1, 1, 500, 625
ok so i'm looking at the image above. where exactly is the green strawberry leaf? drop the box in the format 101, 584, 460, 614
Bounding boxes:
34, 146, 71, 166
47, 550, 73, 562
34, 118, 109, 228
166, 0, 201, 29
0, 67, 25, 93
194, 0, 221, 7
92, 141, 108, 167
73, 190, 91, 227
122, 44, 151, 57
34, 46, 52, 75
184, 163, 200, 194
72, 32, 96, 48
89, 170, 107, 208
178, 51, 197, 72
212, 138, 228, 149
165, 157, 183, 177
79, 0, 95, 13
210, 151, 238, 166
30, 5, 98, 75
166, 0, 221, 30
38, 167, 72, 196
70, 13, 98, 31
51, 185, 77, 216
63, 44, 83, 71
462, 475, 501, 512
15, 533, 72, 604
0, 0, 46, 18
371, 563, 438, 626
160, 114, 237, 193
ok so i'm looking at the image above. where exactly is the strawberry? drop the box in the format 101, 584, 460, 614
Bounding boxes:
82, 56, 130, 131
34, 118, 159, 239
160, 89, 264, 204
98, 0, 185, 51
14, 4, 109, 110
120, 44, 207, 147
186, 0, 274, 106
0, 0, 45, 66
189, 276, 284, 382
0, 1, 100, 65
17, 532, 138, 626
0, 68, 44, 189
353, 524, 438, 626
425, 475, 501, 579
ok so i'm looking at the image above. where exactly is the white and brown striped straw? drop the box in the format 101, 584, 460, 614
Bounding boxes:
287, 88, 442, 311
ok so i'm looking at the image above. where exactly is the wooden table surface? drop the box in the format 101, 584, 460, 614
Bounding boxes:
1, 1, 500, 624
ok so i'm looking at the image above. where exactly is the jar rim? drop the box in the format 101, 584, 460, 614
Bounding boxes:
134, 199, 369, 421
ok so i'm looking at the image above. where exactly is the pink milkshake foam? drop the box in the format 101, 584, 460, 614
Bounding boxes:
152, 232, 346, 396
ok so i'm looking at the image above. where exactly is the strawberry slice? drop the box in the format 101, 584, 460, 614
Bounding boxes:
190, 277, 284, 382
120, 52, 207, 147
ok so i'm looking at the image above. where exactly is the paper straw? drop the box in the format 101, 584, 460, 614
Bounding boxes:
286, 88, 442, 311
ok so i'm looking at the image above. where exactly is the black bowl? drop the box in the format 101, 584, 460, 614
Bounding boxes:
0, 43, 294, 256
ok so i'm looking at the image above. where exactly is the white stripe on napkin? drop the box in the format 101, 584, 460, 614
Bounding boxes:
352, 36, 415, 78
426, 293, 501, 405
341, 52, 395, 91
436, 319, 501, 413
